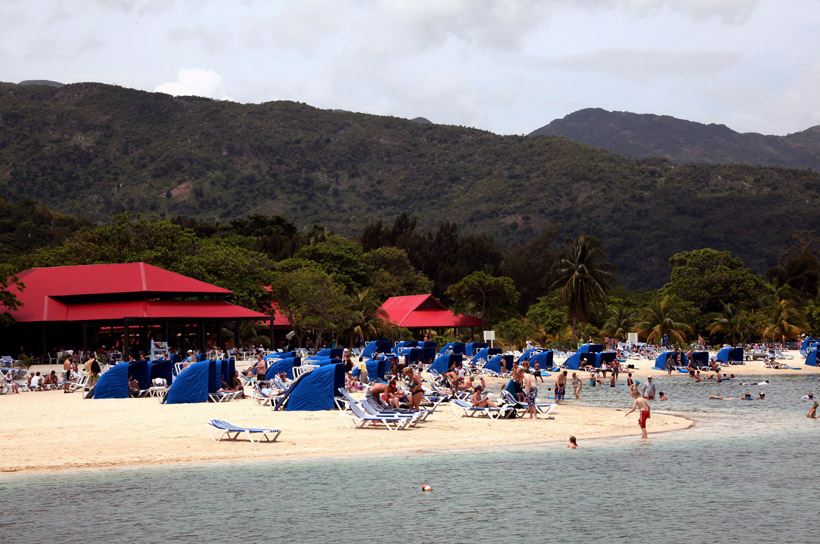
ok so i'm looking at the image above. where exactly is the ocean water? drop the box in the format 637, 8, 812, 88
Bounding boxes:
2, 374, 819, 543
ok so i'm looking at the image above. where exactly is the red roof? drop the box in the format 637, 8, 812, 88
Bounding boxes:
15, 262, 231, 298
63, 300, 269, 321
5, 263, 273, 323
379, 295, 481, 328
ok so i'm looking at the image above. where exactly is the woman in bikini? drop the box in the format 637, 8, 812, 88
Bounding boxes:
404, 366, 424, 411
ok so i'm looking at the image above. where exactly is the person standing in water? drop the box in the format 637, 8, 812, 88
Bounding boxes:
808, 401, 818, 419
625, 396, 651, 438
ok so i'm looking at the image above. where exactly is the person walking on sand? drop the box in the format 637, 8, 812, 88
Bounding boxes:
642, 376, 656, 400
523, 368, 538, 419
571, 372, 581, 399
625, 395, 651, 438
63, 355, 72, 393
556, 371, 567, 402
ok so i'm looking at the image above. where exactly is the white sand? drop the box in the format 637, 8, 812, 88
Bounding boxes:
3, 351, 809, 474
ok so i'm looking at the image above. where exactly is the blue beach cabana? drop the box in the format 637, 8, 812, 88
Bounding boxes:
654, 352, 686, 370
362, 340, 393, 359
471, 347, 501, 365
148, 360, 173, 385
265, 356, 301, 380
285, 363, 345, 411
806, 350, 819, 366
429, 354, 461, 375
529, 351, 554, 370
94, 360, 150, 399
565, 344, 604, 370
716, 347, 743, 364
485, 354, 513, 374
689, 351, 709, 368
165, 360, 216, 404
465, 343, 488, 356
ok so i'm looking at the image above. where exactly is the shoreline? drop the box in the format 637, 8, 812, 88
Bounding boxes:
0, 392, 692, 476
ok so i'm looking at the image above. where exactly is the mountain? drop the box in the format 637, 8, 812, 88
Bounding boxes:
530, 108, 820, 170
1, 82, 819, 290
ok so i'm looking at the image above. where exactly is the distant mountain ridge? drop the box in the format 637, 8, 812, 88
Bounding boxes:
530, 108, 820, 170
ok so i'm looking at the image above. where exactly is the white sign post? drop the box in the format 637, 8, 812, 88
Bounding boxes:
483, 330, 495, 349
627, 332, 638, 345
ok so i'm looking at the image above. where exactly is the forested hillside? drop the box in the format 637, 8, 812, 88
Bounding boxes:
1, 82, 819, 289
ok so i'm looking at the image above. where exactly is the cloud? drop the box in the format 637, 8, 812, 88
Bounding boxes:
570, 0, 760, 24
155, 67, 228, 99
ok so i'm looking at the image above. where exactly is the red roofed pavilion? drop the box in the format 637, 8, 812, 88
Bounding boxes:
379, 294, 481, 330
3, 263, 278, 360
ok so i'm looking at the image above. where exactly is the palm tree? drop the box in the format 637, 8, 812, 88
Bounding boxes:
346, 287, 390, 345
549, 234, 617, 342
706, 301, 741, 345
602, 305, 635, 341
761, 297, 807, 342
636, 295, 693, 345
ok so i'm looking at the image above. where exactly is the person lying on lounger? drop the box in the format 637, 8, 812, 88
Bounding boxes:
471, 385, 500, 409
129, 376, 140, 392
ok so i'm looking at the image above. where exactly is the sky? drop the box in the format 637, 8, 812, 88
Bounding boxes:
1, 0, 819, 136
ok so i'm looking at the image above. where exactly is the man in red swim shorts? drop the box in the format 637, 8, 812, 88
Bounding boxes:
625, 395, 651, 438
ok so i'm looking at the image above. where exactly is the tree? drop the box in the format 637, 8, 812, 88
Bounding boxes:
706, 301, 742, 345
446, 271, 519, 329
760, 297, 807, 342
767, 230, 820, 302
293, 234, 370, 293
362, 246, 433, 301
548, 234, 617, 342
0, 264, 24, 326
269, 267, 352, 348
501, 228, 557, 312
602, 305, 635, 341
636, 295, 693, 345
663, 248, 770, 314
526, 294, 569, 339
344, 287, 390, 345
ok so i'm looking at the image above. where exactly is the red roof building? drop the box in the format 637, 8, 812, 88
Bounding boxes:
379, 294, 481, 329
3, 263, 279, 360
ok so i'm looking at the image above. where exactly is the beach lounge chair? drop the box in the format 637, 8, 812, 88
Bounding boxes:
339, 398, 411, 431
250, 383, 283, 406
502, 390, 556, 418
209, 390, 242, 402
206, 419, 281, 442
450, 398, 513, 419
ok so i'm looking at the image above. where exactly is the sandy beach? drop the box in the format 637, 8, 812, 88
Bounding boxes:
2, 351, 811, 475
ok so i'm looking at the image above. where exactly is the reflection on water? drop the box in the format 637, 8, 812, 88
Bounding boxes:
2, 374, 819, 544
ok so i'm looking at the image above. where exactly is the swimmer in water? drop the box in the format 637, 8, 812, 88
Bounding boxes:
808, 401, 818, 419
659, 392, 668, 401
568, 436, 578, 449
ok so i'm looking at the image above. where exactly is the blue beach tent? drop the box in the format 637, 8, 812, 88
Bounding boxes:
402, 348, 423, 364
265, 356, 301, 380
285, 363, 345, 411
806, 350, 818, 366
565, 344, 604, 370
148, 360, 173, 385
529, 351, 554, 370
94, 360, 150, 399
429, 354, 461, 375
465, 342, 488, 356
689, 351, 709, 368
269, 351, 296, 360
470, 347, 501, 365
438, 342, 466, 355
165, 360, 216, 404
351, 358, 386, 381
716, 347, 743, 363
362, 340, 393, 359
395, 341, 418, 350
485, 354, 513, 374
654, 351, 686, 370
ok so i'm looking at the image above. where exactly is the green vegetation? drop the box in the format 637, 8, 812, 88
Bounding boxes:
1, 83, 820, 290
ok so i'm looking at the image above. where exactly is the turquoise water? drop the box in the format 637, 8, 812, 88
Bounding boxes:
2, 374, 819, 543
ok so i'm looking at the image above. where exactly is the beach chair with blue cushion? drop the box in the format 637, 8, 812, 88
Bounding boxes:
450, 398, 513, 419
206, 419, 281, 442
502, 390, 556, 418
339, 397, 411, 431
